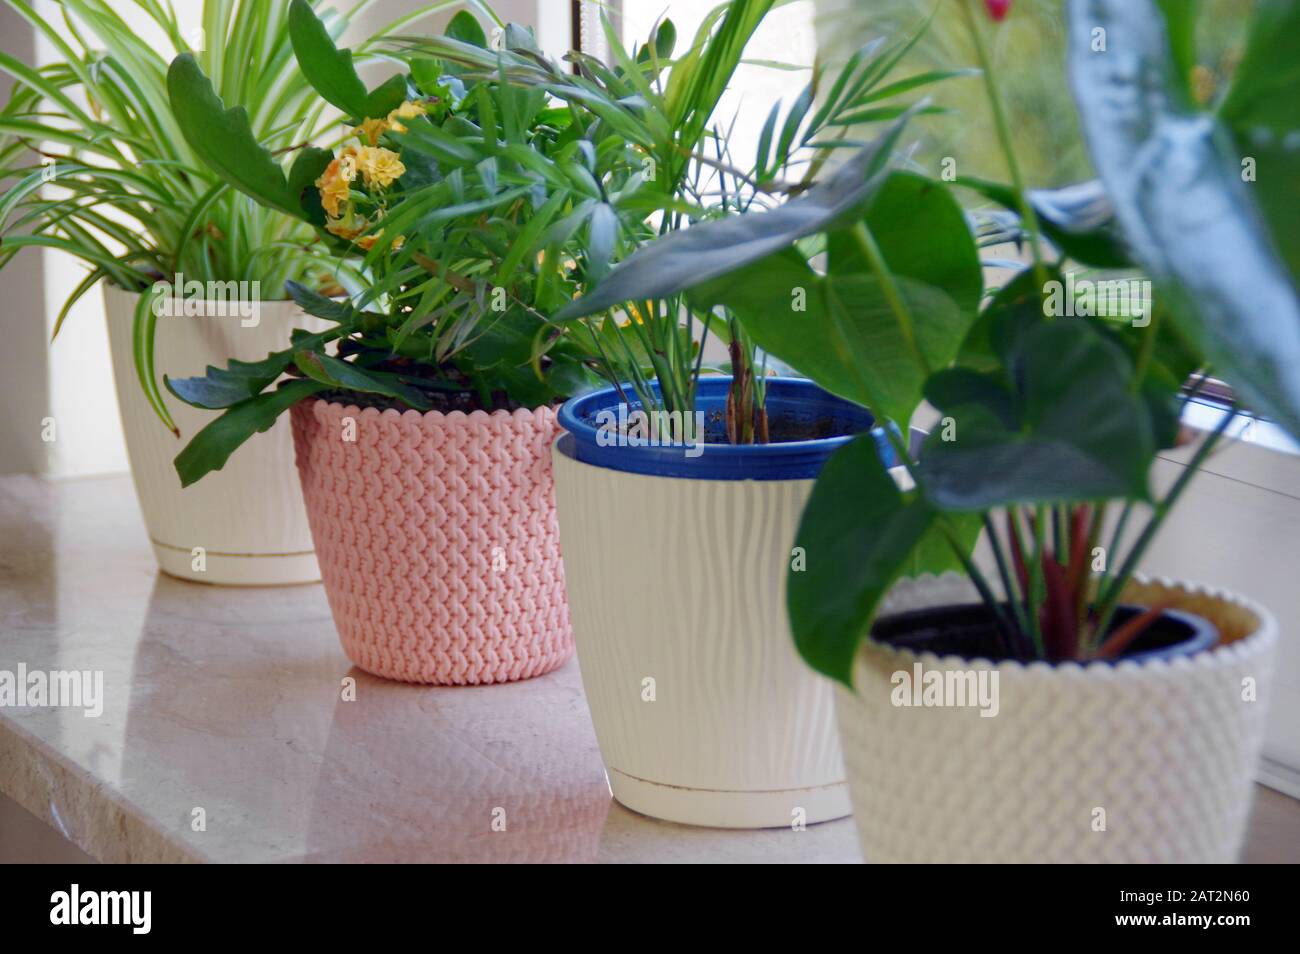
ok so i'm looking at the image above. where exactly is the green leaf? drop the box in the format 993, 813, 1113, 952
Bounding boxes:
552, 111, 916, 320
288, 0, 405, 119
446, 10, 488, 48
917, 318, 1156, 510
285, 279, 355, 322
1067, 0, 1300, 440
959, 177, 1132, 269
957, 264, 1056, 371
1156, 0, 1199, 100
654, 19, 677, 60
133, 283, 177, 435
287, 146, 333, 227
166, 351, 295, 410
788, 434, 940, 686
900, 513, 983, 581
586, 202, 618, 281
166, 323, 342, 409
693, 172, 982, 427
1219, 0, 1300, 285
166, 53, 299, 218
504, 23, 540, 55
175, 378, 328, 488
293, 350, 433, 409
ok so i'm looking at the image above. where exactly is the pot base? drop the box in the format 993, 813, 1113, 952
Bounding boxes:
607, 768, 851, 829
153, 542, 321, 586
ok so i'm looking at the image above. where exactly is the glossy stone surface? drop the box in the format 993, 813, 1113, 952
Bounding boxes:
0, 474, 863, 862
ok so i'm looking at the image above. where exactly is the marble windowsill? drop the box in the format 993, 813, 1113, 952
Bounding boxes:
1, 473, 1296, 863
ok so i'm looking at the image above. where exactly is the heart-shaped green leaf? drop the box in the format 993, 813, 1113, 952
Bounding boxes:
918, 317, 1156, 509
788, 433, 975, 685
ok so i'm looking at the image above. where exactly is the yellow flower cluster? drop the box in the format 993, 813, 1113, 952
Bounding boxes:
354, 145, 405, 189
313, 104, 423, 253
315, 144, 406, 213
316, 152, 356, 219
357, 100, 427, 145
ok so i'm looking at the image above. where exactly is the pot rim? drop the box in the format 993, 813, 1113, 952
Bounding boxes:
295, 394, 559, 426
557, 376, 892, 480
870, 601, 1218, 666
855, 572, 1277, 674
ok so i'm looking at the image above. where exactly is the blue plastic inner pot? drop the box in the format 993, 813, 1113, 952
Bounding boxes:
556, 376, 896, 480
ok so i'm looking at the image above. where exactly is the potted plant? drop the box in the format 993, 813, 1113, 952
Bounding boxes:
543, 3, 973, 827
163, 3, 660, 683
623, 0, 1291, 859
0, 0, 422, 584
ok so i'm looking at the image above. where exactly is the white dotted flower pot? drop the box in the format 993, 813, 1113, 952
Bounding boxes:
104, 283, 324, 585
836, 572, 1277, 862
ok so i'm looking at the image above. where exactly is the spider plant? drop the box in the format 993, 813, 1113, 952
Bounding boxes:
0, 0, 445, 434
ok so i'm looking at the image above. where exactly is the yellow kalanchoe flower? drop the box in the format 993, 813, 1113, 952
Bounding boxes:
387, 100, 425, 133
324, 215, 364, 242
357, 116, 390, 146
354, 146, 406, 190
355, 231, 405, 252
315, 148, 357, 218
355, 102, 425, 145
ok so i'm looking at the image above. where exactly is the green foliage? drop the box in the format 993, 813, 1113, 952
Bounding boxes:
166, 54, 308, 220
1218, 0, 1300, 283
167, 4, 643, 485
916, 318, 1157, 509
0, 0, 381, 432
1068, 0, 1300, 438
174, 378, 329, 487
544, 0, 1291, 682
696, 171, 982, 427
288, 0, 410, 121
789, 434, 981, 685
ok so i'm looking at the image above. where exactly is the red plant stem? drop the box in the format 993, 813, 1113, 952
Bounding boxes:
1094, 602, 1172, 659
1041, 553, 1075, 660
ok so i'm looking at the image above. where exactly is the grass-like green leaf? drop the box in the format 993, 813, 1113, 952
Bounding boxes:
553, 112, 915, 320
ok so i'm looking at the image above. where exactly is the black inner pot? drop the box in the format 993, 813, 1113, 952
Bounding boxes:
869, 602, 1213, 664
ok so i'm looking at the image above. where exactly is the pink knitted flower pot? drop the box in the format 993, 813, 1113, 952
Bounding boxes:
290, 398, 574, 684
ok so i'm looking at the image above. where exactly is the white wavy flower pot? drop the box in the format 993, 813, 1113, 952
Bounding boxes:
837, 572, 1277, 863
551, 436, 851, 829
104, 283, 324, 585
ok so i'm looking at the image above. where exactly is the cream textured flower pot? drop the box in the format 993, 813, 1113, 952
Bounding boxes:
836, 573, 1277, 863
552, 378, 885, 828
104, 283, 324, 584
